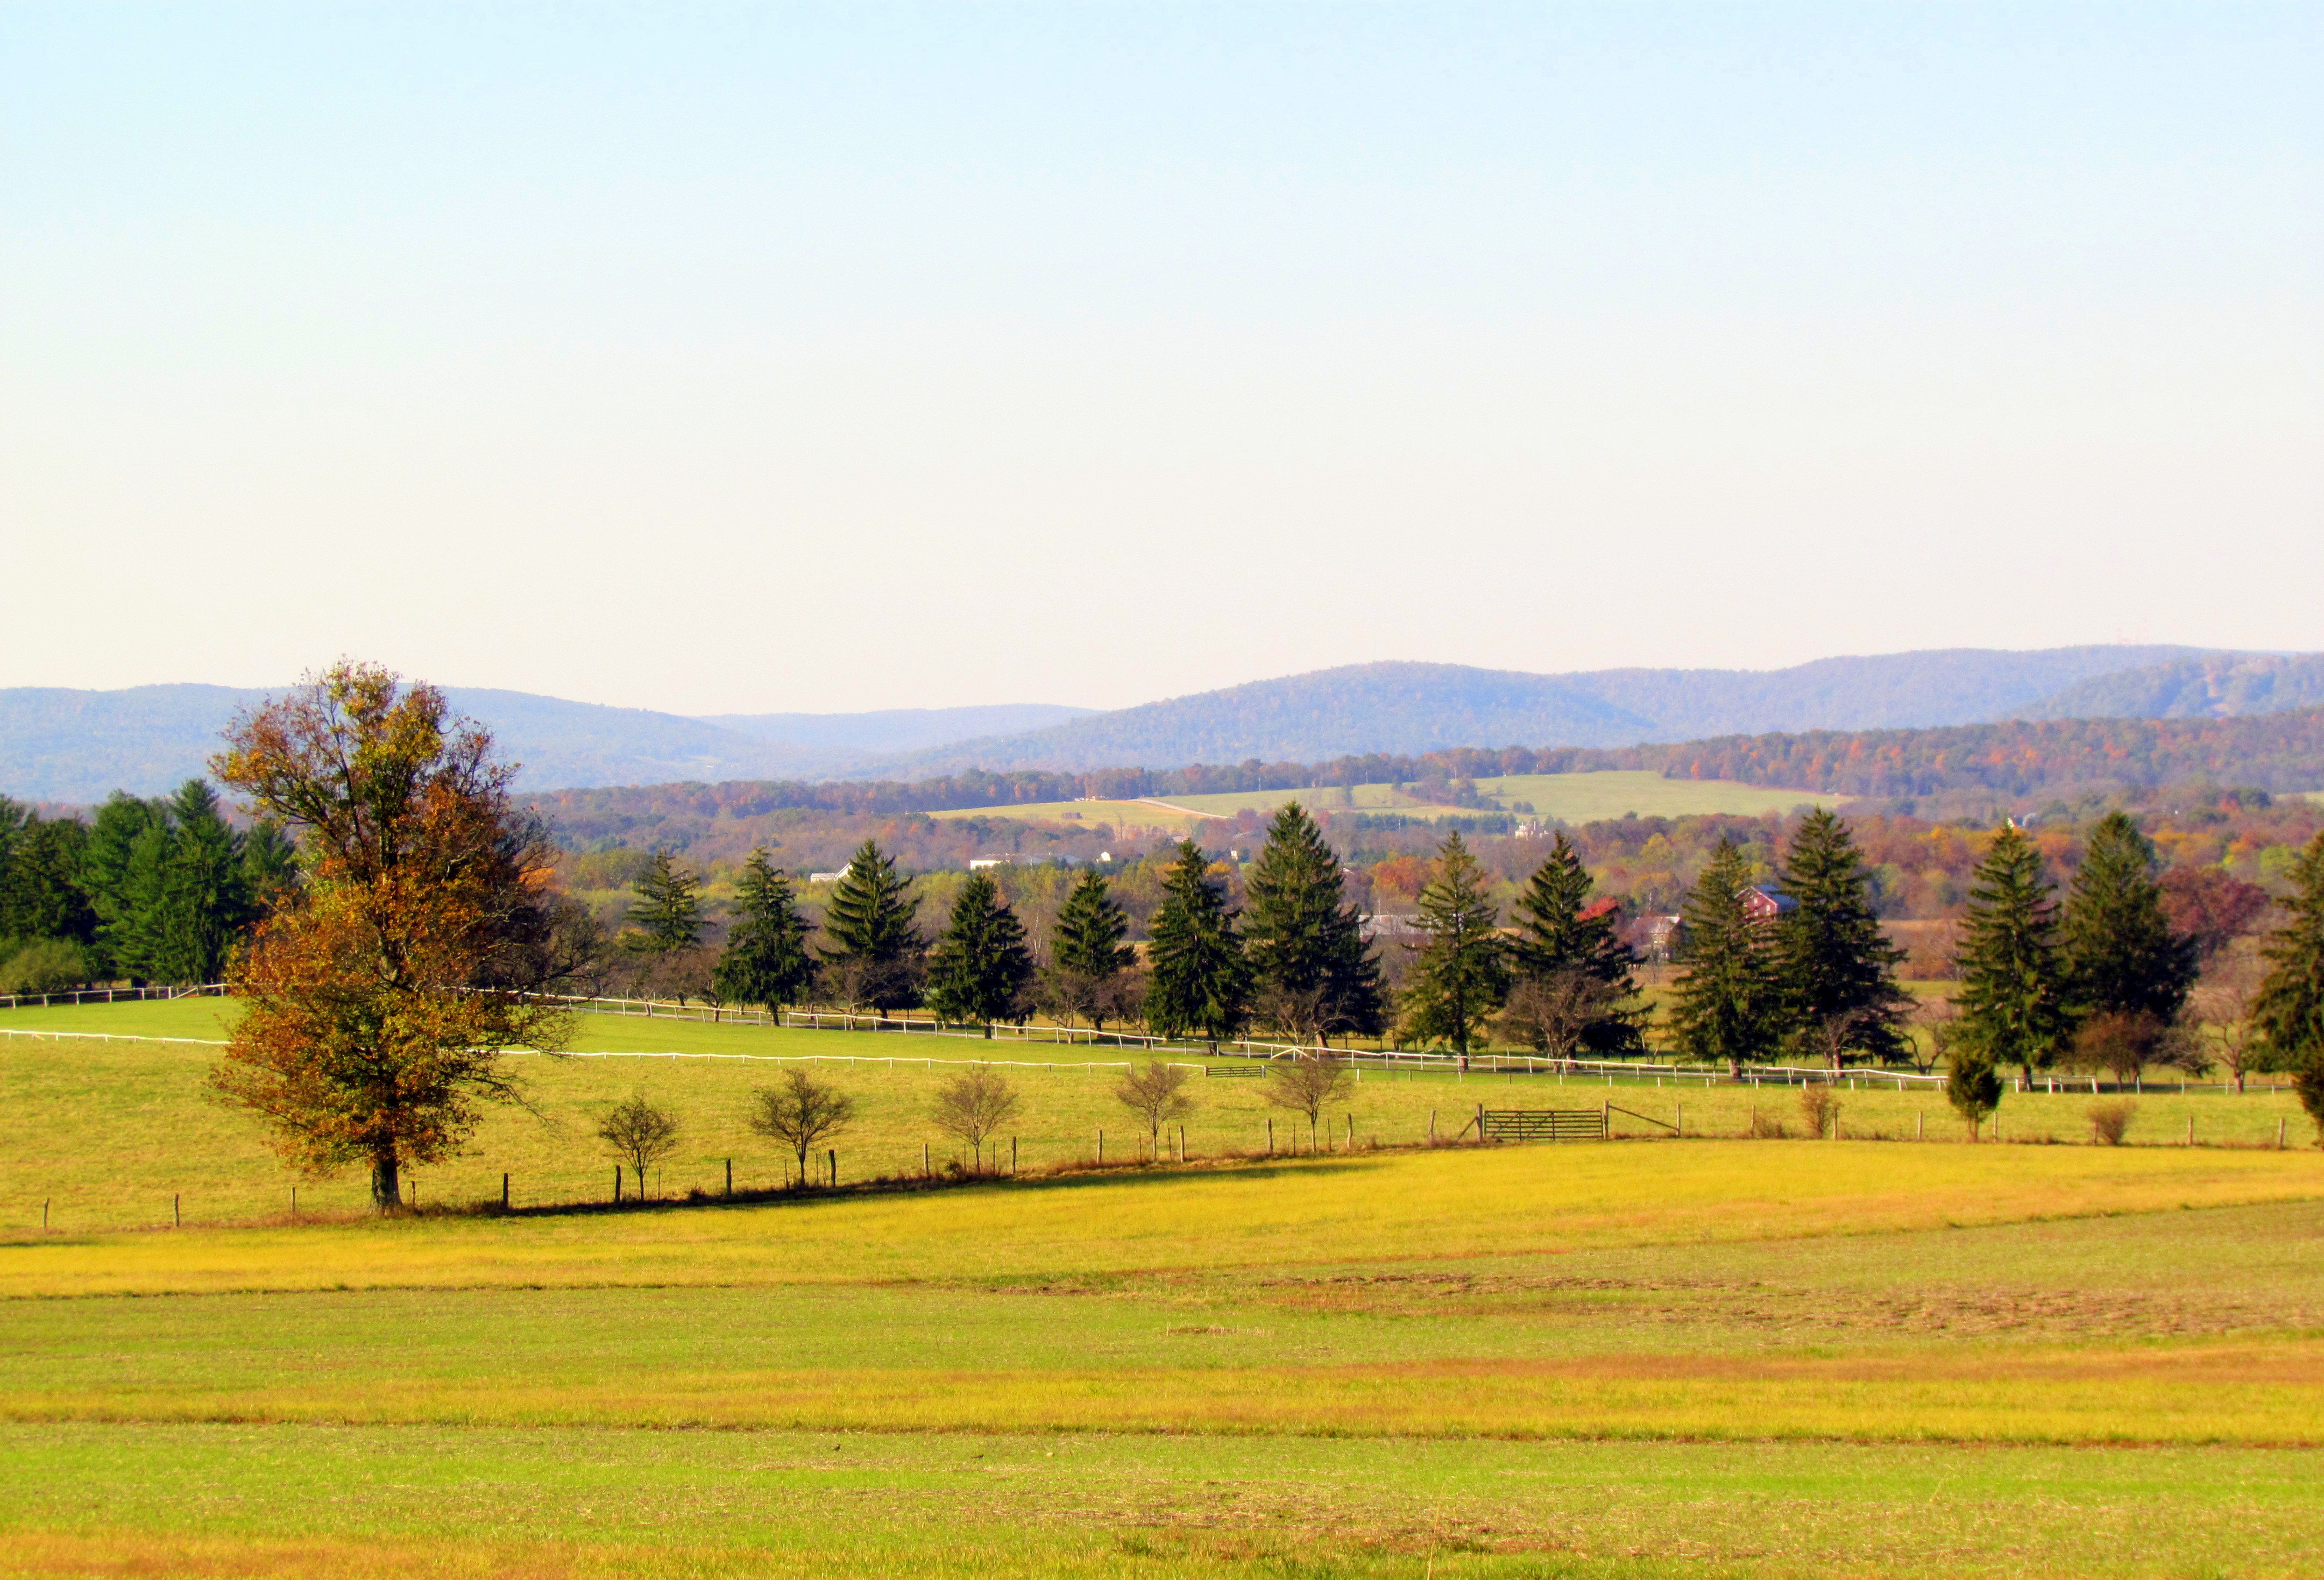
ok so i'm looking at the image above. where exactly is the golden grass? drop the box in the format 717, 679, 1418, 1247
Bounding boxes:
14, 1341, 2323, 1447
9, 1141, 2320, 1299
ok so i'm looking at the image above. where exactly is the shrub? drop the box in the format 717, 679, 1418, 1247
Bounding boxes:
0, 938, 93, 997
1798, 1083, 1840, 1139
1747, 1109, 1788, 1139
2087, 1099, 2138, 1147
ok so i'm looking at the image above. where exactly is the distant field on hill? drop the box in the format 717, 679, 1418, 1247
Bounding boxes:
930, 770, 1841, 834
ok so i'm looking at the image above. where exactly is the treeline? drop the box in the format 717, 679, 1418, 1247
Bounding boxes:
0, 785, 295, 994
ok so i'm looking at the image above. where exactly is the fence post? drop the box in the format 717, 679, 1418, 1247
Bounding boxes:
828, 1149, 837, 1187
1476, 1102, 1485, 1142
2187, 1115, 2194, 1146
725, 1159, 732, 1197
1097, 1129, 1104, 1164
501, 1173, 509, 1209
1428, 1109, 1436, 1144
614, 1167, 621, 1203
1675, 1102, 1682, 1138
173, 1193, 180, 1228
1012, 1136, 1018, 1175
1267, 1117, 1273, 1155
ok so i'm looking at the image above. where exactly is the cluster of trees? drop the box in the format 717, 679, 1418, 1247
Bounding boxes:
0, 784, 295, 994
593, 1047, 1370, 1201
678, 805, 1645, 1065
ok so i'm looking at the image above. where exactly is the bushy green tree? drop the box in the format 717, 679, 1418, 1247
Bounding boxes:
0, 811, 93, 948
1506, 831, 1641, 1056
1945, 1045, 2004, 1140
2061, 811, 2198, 1024
926, 872, 1036, 1036
1144, 840, 1251, 1048
148, 781, 252, 984
2252, 831, 2324, 1142
713, 848, 816, 1014
1043, 868, 1138, 1031
1775, 809, 1910, 1067
1243, 802, 1385, 1044
1668, 839, 1777, 1077
1051, 869, 1134, 978
1400, 831, 1507, 1059
625, 848, 704, 955
1953, 825, 2068, 1083
817, 839, 923, 1010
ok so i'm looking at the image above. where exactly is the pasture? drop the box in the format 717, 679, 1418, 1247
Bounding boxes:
5, 1003, 2323, 1578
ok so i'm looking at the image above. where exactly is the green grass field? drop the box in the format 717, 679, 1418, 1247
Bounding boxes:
929, 771, 1844, 835
5, 1001, 2323, 1577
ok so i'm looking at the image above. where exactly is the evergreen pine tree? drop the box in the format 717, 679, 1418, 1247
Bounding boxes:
1506, 831, 1642, 1056
150, 780, 251, 984
713, 848, 816, 1014
817, 838, 923, 1010
2252, 830, 2324, 1141
2060, 811, 2198, 1025
1051, 870, 1135, 980
625, 848, 704, 955
1242, 802, 1385, 1044
1144, 840, 1251, 1049
242, 821, 301, 912
1945, 1045, 2004, 1139
1668, 839, 1777, 1077
1953, 824, 2068, 1083
1400, 831, 1508, 1059
111, 816, 178, 982
926, 873, 1036, 1037
0, 813, 93, 948
80, 793, 164, 976
1775, 809, 1911, 1066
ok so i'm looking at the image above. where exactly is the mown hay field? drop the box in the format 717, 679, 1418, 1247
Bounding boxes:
7, 1002, 2324, 1578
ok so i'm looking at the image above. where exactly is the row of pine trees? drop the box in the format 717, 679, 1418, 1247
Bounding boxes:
0, 784, 296, 992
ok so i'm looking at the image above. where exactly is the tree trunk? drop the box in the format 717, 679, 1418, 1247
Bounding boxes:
370, 1149, 402, 1214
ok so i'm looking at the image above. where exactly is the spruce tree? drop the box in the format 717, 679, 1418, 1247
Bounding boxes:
1668, 838, 1777, 1077
817, 838, 923, 1010
1051, 870, 1134, 980
1144, 840, 1251, 1049
1242, 802, 1385, 1044
1400, 831, 1508, 1059
1953, 824, 2067, 1083
626, 848, 704, 955
150, 780, 251, 984
2061, 811, 2198, 1025
1506, 831, 1642, 1056
713, 848, 815, 1014
0, 814, 93, 948
1775, 809, 1910, 1066
1945, 1044, 2004, 1139
2252, 830, 2324, 1141
926, 873, 1036, 1037
80, 793, 164, 975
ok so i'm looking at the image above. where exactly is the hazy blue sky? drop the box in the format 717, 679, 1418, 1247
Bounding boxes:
4, 3, 2317, 714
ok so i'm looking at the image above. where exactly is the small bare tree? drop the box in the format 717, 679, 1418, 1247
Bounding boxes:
2193, 942, 2266, 1093
1266, 1054, 1351, 1134
2087, 1099, 2138, 1146
597, 1093, 683, 1199
1908, 997, 1957, 1078
931, 1064, 1022, 1174
1798, 1009, 1876, 1075
1113, 1060, 1195, 1156
749, 1068, 859, 1186
1496, 970, 1621, 1062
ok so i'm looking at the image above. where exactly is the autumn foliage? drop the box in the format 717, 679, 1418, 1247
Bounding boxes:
208, 662, 575, 1211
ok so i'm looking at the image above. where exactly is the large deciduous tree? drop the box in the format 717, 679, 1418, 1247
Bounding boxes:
207, 662, 576, 1212
1144, 840, 1251, 1050
926, 872, 1036, 1035
1952, 824, 2068, 1085
1400, 831, 1507, 1059
713, 848, 816, 1015
1668, 838, 1777, 1078
1774, 809, 1911, 1068
818, 838, 923, 1010
1505, 831, 1642, 1057
1242, 803, 1385, 1045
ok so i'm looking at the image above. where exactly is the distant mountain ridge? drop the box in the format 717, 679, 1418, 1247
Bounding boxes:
0, 686, 1090, 802
847, 647, 2220, 778
7, 645, 2316, 804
